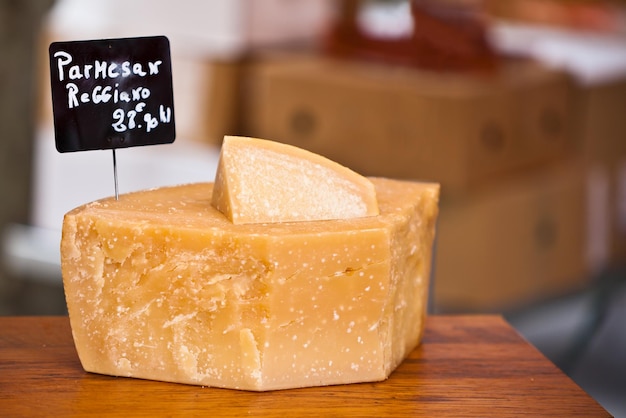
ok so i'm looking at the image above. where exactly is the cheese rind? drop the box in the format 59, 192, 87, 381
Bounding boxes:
61, 178, 439, 391
211, 136, 380, 224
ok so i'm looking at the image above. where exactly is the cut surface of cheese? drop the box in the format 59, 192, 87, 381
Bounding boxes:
211, 136, 379, 224
61, 178, 439, 391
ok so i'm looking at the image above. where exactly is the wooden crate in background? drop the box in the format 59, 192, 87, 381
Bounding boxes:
433, 160, 590, 312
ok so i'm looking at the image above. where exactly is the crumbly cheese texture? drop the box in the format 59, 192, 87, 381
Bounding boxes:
211, 136, 380, 224
61, 179, 439, 391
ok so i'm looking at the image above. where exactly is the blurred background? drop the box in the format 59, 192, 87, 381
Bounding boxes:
1, 0, 625, 415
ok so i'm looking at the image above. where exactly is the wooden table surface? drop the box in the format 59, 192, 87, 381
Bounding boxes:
0, 315, 609, 417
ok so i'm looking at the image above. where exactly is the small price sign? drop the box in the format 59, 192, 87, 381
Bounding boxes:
49, 36, 176, 153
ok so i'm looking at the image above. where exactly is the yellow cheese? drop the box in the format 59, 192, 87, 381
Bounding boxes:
61, 178, 439, 391
211, 136, 379, 224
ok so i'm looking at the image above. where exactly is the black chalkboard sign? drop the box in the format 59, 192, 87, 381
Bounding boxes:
49, 36, 176, 153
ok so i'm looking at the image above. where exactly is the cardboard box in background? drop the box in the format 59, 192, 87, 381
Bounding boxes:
243, 55, 575, 195
433, 160, 590, 312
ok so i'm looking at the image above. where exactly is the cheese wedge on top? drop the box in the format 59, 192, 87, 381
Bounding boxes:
60, 136, 440, 391
211, 136, 379, 224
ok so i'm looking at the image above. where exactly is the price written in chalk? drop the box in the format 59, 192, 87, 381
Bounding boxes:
49, 36, 176, 153
112, 103, 172, 133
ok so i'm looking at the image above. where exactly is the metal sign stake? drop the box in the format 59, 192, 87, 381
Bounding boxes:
112, 149, 119, 200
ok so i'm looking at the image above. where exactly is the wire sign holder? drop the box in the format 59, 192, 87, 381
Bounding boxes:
49, 36, 176, 200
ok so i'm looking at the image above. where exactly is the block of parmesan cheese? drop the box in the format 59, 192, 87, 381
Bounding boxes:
61, 178, 439, 390
211, 136, 379, 224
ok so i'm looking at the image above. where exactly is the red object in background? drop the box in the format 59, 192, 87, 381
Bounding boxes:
324, 0, 499, 72
488, 0, 623, 33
